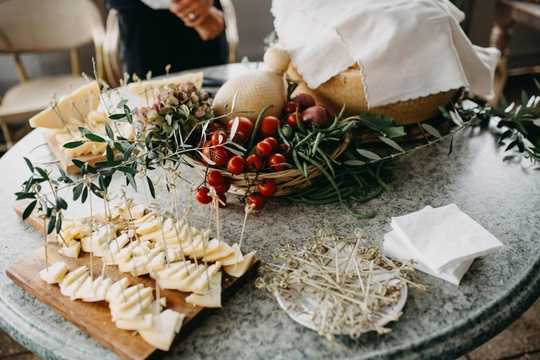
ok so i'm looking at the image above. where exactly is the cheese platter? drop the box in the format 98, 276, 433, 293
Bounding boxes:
8, 204, 259, 360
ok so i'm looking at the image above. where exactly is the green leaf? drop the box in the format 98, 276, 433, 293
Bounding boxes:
22, 200, 37, 220
63, 140, 85, 149
109, 113, 126, 120
105, 123, 115, 140
421, 123, 442, 139
378, 136, 405, 153
249, 105, 273, 149
56, 197, 68, 210
55, 214, 62, 234
343, 160, 366, 167
126, 173, 137, 191
73, 182, 84, 201
84, 132, 106, 143
47, 214, 56, 234
81, 186, 89, 203
106, 145, 114, 164
35, 167, 49, 180
146, 176, 156, 198
24, 157, 34, 173
15, 192, 36, 200
356, 149, 382, 161
72, 159, 86, 168
382, 126, 406, 138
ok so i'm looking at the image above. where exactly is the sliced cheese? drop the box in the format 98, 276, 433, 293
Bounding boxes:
58, 241, 81, 258
186, 271, 222, 308
106, 277, 130, 302
138, 309, 185, 351
189, 262, 222, 294
29, 81, 100, 129
115, 313, 153, 331
80, 277, 113, 302
127, 72, 204, 100
219, 244, 244, 266
224, 251, 256, 278
39, 261, 69, 284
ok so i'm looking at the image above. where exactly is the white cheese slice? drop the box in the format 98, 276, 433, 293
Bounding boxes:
112, 295, 153, 321
224, 251, 256, 278
189, 238, 221, 258
186, 271, 222, 308
111, 287, 153, 313
219, 244, 245, 266
29, 81, 100, 129
81, 277, 113, 302
200, 242, 235, 262
168, 265, 207, 292
115, 313, 153, 331
58, 241, 81, 258
136, 220, 161, 236
189, 262, 222, 294
81, 224, 116, 256
103, 233, 131, 265
39, 261, 69, 284
60, 269, 89, 299
138, 309, 185, 351
106, 277, 130, 302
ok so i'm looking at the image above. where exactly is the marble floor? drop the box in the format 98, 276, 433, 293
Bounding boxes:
0, 297, 538, 359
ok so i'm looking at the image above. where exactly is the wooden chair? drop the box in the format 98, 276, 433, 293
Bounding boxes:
0, 0, 105, 149
102, 0, 239, 88
490, 0, 540, 104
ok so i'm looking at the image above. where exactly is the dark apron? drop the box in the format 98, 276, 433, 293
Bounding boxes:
106, 0, 228, 78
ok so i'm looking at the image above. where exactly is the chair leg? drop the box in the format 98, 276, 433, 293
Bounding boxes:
489, 1, 515, 106
0, 120, 14, 149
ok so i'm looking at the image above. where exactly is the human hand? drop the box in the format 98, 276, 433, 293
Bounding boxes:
170, 0, 213, 27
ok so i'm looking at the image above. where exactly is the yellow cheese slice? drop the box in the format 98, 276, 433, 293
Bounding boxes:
127, 72, 204, 100
218, 244, 244, 266
39, 261, 69, 284
115, 313, 153, 331
189, 262, 222, 294
81, 277, 113, 302
106, 277, 130, 302
186, 271, 222, 308
224, 251, 256, 278
60, 268, 89, 299
58, 241, 81, 258
139, 309, 185, 351
29, 81, 101, 129
201, 241, 235, 262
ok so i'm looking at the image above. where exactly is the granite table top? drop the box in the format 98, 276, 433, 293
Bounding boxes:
0, 64, 539, 360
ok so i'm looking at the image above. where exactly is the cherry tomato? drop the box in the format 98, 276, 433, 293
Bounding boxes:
227, 156, 245, 175
210, 130, 227, 146
260, 116, 280, 137
207, 170, 224, 187
257, 181, 277, 197
284, 101, 298, 114
280, 143, 291, 154
247, 193, 265, 210
268, 153, 287, 171
231, 130, 248, 144
256, 141, 273, 157
287, 113, 299, 128
213, 180, 231, 194
195, 186, 212, 204
211, 146, 230, 167
227, 116, 253, 138
263, 136, 279, 151
246, 154, 264, 171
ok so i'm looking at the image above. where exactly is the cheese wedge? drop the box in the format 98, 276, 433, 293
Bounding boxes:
199, 241, 234, 262
138, 309, 185, 351
29, 81, 101, 129
189, 262, 222, 294
106, 277, 130, 302
186, 271, 222, 308
60, 267, 90, 299
219, 244, 244, 266
58, 241, 81, 258
127, 72, 204, 99
81, 224, 116, 256
39, 261, 69, 284
80, 277, 113, 302
103, 233, 131, 265
115, 313, 153, 331
136, 220, 161, 236
224, 251, 256, 278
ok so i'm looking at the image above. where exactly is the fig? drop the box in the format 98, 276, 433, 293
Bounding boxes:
302, 106, 330, 128
292, 94, 316, 111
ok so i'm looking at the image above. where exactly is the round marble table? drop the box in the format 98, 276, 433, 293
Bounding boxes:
0, 64, 539, 360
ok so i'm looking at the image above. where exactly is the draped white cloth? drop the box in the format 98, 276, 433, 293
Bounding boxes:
272, 0, 500, 107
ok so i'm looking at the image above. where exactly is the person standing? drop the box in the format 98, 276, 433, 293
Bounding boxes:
105, 0, 228, 78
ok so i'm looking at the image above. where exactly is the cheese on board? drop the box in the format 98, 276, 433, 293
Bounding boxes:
39, 261, 69, 284
138, 309, 185, 351
186, 271, 222, 308
224, 251, 257, 278
127, 72, 204, 100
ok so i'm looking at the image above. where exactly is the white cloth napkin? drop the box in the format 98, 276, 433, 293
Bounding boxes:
382, 204, 504, 285
140, 0, 170, 10
272, 0, 500, 108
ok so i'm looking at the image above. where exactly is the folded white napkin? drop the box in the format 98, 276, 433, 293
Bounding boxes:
382, 204, 503, 285
272, 0, 500, 107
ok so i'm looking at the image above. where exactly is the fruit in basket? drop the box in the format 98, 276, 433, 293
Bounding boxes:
207, 170, 225, 187
260, 116, 281, 137
210, 130, 227, 146
195, 187, 212, 204
209, 146, 230, 166
268, 153, 287, 171
227, 156, 245, 175
287, 113, 299, 128
302, 105, 330, 128
257, 181, 277, 197
213, 180, 231, 195
227, 117, 253, 138
292, 94, 316, 112
246, 154, 264, 171
263, 137, 279, 151
284, 101, 298, 114
255, 141, 273, 158
247, 193, 266, 210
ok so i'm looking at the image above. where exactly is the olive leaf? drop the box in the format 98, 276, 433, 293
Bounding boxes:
378, 136, 405, 153
356, 149, 382, 161
63, 140, 85, 149
421, 123, 442, 139
22, 200, 37, 220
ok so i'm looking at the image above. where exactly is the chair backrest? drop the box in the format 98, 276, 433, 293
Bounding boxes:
0, 0, 104, 53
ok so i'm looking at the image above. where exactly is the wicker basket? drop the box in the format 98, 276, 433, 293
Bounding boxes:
187, 135, 351, 197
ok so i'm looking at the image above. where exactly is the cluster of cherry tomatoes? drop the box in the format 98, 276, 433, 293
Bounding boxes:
195, 93, 330, 210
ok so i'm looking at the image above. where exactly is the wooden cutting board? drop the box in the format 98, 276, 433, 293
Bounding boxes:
6, 207, 259, 360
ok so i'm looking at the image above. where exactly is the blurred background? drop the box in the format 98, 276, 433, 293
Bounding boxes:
0, 0, 539, 94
